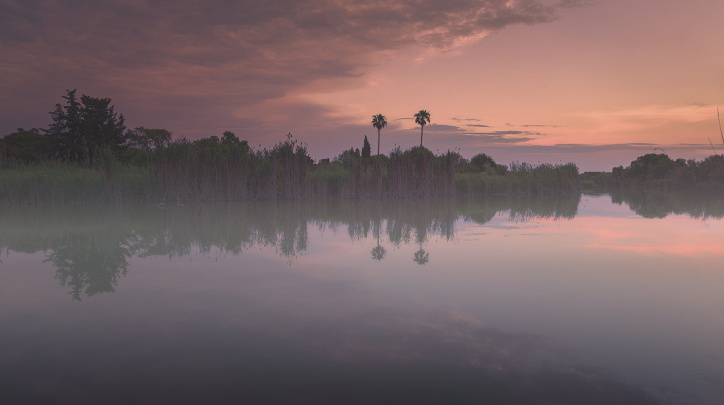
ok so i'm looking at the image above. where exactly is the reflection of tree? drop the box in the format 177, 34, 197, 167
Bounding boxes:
609, 189, 724, 219
1, 194, 591, 298
413, 248, 429, 265
46, 232, 134, 301
371, 245, 386, 261
370, 214, 386, 261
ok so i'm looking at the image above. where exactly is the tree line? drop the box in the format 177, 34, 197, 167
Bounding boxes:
0, 90, 585, 203
580, 152, 724, 191
0, 90, 433, 167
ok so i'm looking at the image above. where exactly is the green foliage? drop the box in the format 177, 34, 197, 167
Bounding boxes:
458, 153, 508, 176
598, 153, 724, 191
0, 128, 54, 163
1, 90, 583, 203
456, 162, 580, 196
0, 161, 152, 204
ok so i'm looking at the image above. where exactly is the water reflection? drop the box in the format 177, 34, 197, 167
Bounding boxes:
2, 192, 722, 404
47, 231, 132, 300
2, 190, 723, 301
608, 188, 724, 219
0, 195, 581, 299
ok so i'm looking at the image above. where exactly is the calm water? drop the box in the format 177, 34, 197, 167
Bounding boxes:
1, 193, 723, 404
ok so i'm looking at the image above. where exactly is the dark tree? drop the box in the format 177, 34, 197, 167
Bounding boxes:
0, 128, 54, 163
371, 114, 387, 155
413, 110, 431, 147
46, 90, 127, 166
79, 94, 126, 166
127, 127, 172, 151
47, 89, 83, 162
362, 135, 371, 159
221, 131, 241, 147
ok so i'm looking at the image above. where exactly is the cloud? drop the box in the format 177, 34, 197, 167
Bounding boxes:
506, 123, 560, 128
520, 124, 561, 128
451, 117, 485, 122
457, 130, 541, 143
421, 124, 463, 132
0, 0, 587, 136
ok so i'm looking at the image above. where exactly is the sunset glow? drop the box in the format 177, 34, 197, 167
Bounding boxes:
2, 0, 722, 171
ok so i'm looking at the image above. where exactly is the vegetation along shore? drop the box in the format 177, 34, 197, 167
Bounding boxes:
1, 91, 721, 204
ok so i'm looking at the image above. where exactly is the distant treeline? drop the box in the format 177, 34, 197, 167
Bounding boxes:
581, 153, 724, 191
0, 90, 580, 204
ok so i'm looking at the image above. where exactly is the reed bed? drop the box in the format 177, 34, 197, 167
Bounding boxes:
455, 162, 580, 196
1, 139, 581, 204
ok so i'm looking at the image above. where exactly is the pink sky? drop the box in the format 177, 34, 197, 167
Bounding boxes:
2, 0, 723, 171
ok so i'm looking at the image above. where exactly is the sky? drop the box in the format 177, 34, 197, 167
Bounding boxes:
1, 0, 723, 171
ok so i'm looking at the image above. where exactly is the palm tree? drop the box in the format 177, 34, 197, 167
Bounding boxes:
413, 110, 431, 147
371, 114, 387, 156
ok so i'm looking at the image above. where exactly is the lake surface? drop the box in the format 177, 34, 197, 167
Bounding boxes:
1, 193, 723, 404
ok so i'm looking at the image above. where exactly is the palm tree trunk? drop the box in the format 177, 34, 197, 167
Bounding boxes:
420, 126, 423, 147
377, 128, 381, 155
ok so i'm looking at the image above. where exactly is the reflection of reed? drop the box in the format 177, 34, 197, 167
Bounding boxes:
458, 194, 580, 223
0, 194, 583, 299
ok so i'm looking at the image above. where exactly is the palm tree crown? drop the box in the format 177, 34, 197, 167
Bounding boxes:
413, 110, 431, 147
371, 114, 387, 156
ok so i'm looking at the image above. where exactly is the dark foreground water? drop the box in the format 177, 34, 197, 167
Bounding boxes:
1, 193, 723, 404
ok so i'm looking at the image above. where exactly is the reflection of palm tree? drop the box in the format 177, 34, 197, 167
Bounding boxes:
371, 245, 387, 261
413, 248, 429, 265
371, 114, 387, 156
371, 222, 387, 261
413, 110, 431, 147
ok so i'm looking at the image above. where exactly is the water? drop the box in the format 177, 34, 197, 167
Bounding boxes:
1, 193, 723, 404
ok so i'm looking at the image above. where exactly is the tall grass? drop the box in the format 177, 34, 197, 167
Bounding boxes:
0, 161, 153, 204
1, 139, 581, 204
456, 162, 580, 196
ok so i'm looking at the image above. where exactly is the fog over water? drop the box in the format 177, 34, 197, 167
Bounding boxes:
1, 193, 723, 404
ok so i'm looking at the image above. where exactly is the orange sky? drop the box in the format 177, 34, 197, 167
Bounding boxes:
2, 0, 723, 171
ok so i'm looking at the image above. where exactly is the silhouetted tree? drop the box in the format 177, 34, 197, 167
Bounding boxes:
371, 114, 387, 155
414, 110, 431, 147
362, 135, 371, 159
47, 90, 126, 166
221, 131, 241, 147
127, 127, 172, 151
47, 89, 83, 161
80, 94, 126, 166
